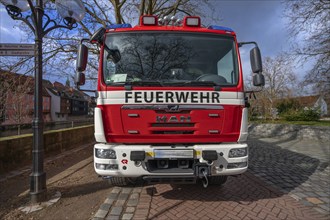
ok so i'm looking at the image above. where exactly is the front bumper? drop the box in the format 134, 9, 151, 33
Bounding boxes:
94, 143, 248, 177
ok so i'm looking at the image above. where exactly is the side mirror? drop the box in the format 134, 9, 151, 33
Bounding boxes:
250, 47, 262, 73
76, 44, 88, 86
75, 72, 86, 86
90, 27, 106, 44
253, 73, 265, 87
76, 44, 88, 72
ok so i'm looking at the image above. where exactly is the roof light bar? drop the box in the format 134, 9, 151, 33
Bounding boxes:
208, 25, 234, 32
107, 24, 132, 29
183, 16, 201, 27
140, 15, 158, 26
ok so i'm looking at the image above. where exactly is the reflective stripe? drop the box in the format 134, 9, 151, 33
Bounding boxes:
238, 108, 248, 142
94, 107, 106, 143
97, 91, 244, 105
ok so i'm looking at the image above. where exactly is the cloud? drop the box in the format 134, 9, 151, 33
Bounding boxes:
0, 5, 29, 43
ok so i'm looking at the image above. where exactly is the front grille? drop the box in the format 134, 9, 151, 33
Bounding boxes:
152, 123, 195, 127
152, 130, 195, 134
147, 159, 195, 173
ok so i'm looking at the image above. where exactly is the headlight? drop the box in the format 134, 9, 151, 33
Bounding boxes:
228, 148, 247, 158
95, 149, 116, 159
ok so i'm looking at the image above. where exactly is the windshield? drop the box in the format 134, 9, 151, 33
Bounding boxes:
103, 32, 239, 86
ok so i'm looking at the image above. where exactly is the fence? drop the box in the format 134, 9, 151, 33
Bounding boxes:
0, 119, 94, 137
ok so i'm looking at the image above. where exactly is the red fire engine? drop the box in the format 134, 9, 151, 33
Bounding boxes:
75, 15, 264, 187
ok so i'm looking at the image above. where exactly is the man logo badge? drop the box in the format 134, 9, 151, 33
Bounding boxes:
156, 115, 191, 123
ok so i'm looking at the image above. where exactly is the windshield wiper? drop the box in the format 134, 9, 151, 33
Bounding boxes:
113, 80, 164, 87
147, 81, 219, 87
183, 81, 219, 86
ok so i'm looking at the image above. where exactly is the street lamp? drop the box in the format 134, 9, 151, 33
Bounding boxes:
0, 0, 85, 203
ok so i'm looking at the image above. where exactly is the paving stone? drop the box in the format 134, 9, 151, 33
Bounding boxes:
112, 187, 121, 193
115, 200, 126, 206
127, 199, 139, 207
125, 207, 135, 213
122, 213, 134, 220
129, 193, 139, 199
105, 198, 115, 205
289, 194, 301, 201
315, 191, 329, 197
100, 203, 112, 211
109, 207, 123, 216
94, 209, 108, 218
319, 204, 330, 212
306, 197, 324, 205
121, 188, 133, 194
108, 193, 119, 200
132, 187, 142, 193
319, 197, 330, 203
106, 215, 120, 220
305, 192, 319, 197
118, 193, 129, 200
313, 207, 329, 215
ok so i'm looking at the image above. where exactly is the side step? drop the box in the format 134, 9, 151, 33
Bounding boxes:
143, 175, 197, 184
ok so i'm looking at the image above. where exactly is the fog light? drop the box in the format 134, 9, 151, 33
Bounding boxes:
96, 163, 119, 170
227, 162, 247, 169
157, 160, 168, 169
96, 164, 105, 170
95, 149, 116, 159
229, 148, 247, 158
178, 160, 189, 168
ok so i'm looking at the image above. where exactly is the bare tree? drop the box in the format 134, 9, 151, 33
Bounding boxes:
0, 71, 34, 134
251, 54, 297, 119
284, 0, 330, 97
2, 0, 219, 84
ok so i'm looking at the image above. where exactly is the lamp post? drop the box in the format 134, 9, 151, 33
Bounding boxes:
0, 0, 85, 203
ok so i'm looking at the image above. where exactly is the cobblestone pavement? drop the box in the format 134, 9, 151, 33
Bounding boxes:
248, 137, 330, 215
93, 137, 330, 220
93, 172, 327, 220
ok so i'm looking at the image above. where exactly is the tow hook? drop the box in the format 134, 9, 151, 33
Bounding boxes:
196, 166, 210, 188
202, 169, 209, 188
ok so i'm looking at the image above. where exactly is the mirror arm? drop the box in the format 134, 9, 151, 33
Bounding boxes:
238, 41, 259, 48
80, 38, 90, 44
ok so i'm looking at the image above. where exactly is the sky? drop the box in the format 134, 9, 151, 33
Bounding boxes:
0, 0, 308, 85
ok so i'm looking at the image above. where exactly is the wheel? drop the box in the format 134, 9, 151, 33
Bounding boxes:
108, 177, 144, 186
209, 176, 228, 185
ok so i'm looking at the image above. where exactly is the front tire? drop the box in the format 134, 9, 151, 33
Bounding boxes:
108, 177, 143, 186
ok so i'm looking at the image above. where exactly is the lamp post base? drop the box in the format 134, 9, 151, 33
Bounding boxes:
30, 172, 47, 203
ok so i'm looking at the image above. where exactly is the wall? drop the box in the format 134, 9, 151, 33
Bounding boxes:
0, 125, 94, 173
249, 123, 330, 142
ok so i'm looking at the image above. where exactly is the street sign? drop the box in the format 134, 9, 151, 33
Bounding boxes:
0, 43, 35, 50
0, 43, 35, 56
0, 50, 35, 56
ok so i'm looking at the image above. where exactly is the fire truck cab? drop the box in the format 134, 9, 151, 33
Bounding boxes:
75, 15, 264, 187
